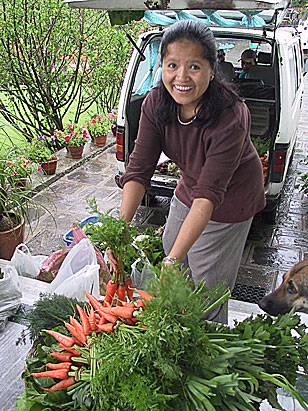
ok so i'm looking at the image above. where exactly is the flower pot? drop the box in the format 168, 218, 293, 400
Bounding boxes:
93, 134, 107, 147
67, 145, 84, 159
40, 156, 58, 175
0, 213, 25, 260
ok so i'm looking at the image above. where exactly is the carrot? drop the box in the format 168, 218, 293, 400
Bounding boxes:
116, 284, 126, 306
64, 322, 87, 345
122, 301, 136, 308
42, 376, 75, 392
104, 280, 119, 305
136, 299, 145, 309
100, 312, 118, 324
31, 369, 68, 379
135, 289, 153, 302
46, 362, 71, 370
96, 322, 114, 332
125, 277, 134, 301
43, 330, 75, 348
97, 306, 113, 315
89, 308, 97, 331
50, 352, 73, 362
58, 345, 81, 357
111, 306, 135, 319
98, 316, 106, 325
84, 289, 104, 312
69, 316, 86, 340
76, 305, 91, 335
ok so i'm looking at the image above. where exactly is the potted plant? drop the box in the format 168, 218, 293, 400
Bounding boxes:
0, 149, 51, 260
3, 147, 39, 187
63, 124, 90, 158
24, 135, 59, 175
87, 112, 114, 147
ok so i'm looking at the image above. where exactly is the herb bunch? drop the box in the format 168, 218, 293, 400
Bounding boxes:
90, 266, 308, 410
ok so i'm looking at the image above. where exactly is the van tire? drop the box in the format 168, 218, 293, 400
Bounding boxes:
261, 207, 277, 224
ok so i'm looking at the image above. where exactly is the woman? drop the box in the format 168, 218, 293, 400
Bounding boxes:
109, 20, 265, 323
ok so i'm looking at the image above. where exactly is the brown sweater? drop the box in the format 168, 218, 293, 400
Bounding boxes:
120, 88, 266, 223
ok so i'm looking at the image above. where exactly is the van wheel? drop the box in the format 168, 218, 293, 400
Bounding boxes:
261, 207, 277, 224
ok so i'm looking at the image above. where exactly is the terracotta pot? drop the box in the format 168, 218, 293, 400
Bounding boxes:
93, 134, 107, 147
67, 145, 84, 159
0, 213, 24, 260
40, 156, 58, 175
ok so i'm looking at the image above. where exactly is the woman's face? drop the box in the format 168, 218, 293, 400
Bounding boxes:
162, 39, 214, 116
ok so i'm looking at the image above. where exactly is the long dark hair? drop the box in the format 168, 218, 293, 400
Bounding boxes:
157, 20, 239, 128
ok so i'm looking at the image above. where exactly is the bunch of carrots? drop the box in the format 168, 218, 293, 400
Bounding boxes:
30, 287, 152, 393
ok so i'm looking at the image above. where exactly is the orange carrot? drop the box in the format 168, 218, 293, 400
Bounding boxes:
100, 312, 118, 324
89, 308, 97, 331
31, 369, 68, 379
122, 301, 136, 308
43, 330, 75, 348
104, 280, 119, 305
69, 316, 86, 340
42, 376, 75, 392
125, 277, 134, 301
84, 289, 104, 311
64, 322, 87, 345
58, 345, 81, 357
46, 362, 71, 370
136, 299, 145, 309
76, 305, 91, 335
111, 306, 135, 319
116, 284, 126, 306
96, 322, 114, 332
98, 315, 106, 325
135, 289, 153, 302
50, 352, 73, 362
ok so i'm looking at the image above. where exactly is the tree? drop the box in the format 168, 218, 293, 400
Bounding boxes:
0, 0, 146, 141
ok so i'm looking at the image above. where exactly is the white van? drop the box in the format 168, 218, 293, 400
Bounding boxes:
65, 0, 304, 223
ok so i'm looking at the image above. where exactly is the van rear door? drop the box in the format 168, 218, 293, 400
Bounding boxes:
64, 0, 289, 12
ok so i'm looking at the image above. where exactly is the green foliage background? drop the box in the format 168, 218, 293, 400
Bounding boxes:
0, 0, 148, 142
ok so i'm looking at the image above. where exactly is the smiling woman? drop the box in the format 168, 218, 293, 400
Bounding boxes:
109, 19, 266, 324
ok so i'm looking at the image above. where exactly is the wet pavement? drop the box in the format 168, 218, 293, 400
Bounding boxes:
23, 74, 308, 303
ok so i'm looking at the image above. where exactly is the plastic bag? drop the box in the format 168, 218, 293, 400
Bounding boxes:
38, 225, 111, 288
131, 259, 156, 290
11, 244, 47, 279
0, 264, 22, 331
47, 238, 100, 301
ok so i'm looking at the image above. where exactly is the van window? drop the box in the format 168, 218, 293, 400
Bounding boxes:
288, 44, 300, 103
132, 38, 161, 96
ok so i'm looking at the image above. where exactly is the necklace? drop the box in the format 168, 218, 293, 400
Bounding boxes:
177, 109, 197, 126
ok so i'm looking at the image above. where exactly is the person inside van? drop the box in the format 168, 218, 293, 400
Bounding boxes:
108, 20, 265, 324
239, 49, 257, 78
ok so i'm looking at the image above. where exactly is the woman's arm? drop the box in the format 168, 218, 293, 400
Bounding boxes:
166, 198, 214, 263
119, 180, 146, 222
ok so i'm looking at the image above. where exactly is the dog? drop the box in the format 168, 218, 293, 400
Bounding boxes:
258, 259, 308, 316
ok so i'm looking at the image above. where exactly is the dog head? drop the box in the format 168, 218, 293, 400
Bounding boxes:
258, 260, 308, 316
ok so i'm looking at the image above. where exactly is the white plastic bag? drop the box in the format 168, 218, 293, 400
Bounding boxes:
11, 243, 47, 279
131, 259, 156, 290
48, 238, 100, 301
0, 265, 22, 330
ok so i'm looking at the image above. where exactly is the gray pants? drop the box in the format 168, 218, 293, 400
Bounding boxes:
162, 195, 253, 324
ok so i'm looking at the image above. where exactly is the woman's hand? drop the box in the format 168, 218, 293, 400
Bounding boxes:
106, 248, 118, 273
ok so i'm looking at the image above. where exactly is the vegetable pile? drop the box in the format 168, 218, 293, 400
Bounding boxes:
18, 266, 308, 411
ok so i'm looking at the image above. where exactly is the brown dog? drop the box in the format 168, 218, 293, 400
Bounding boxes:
258, 260, 308, 316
